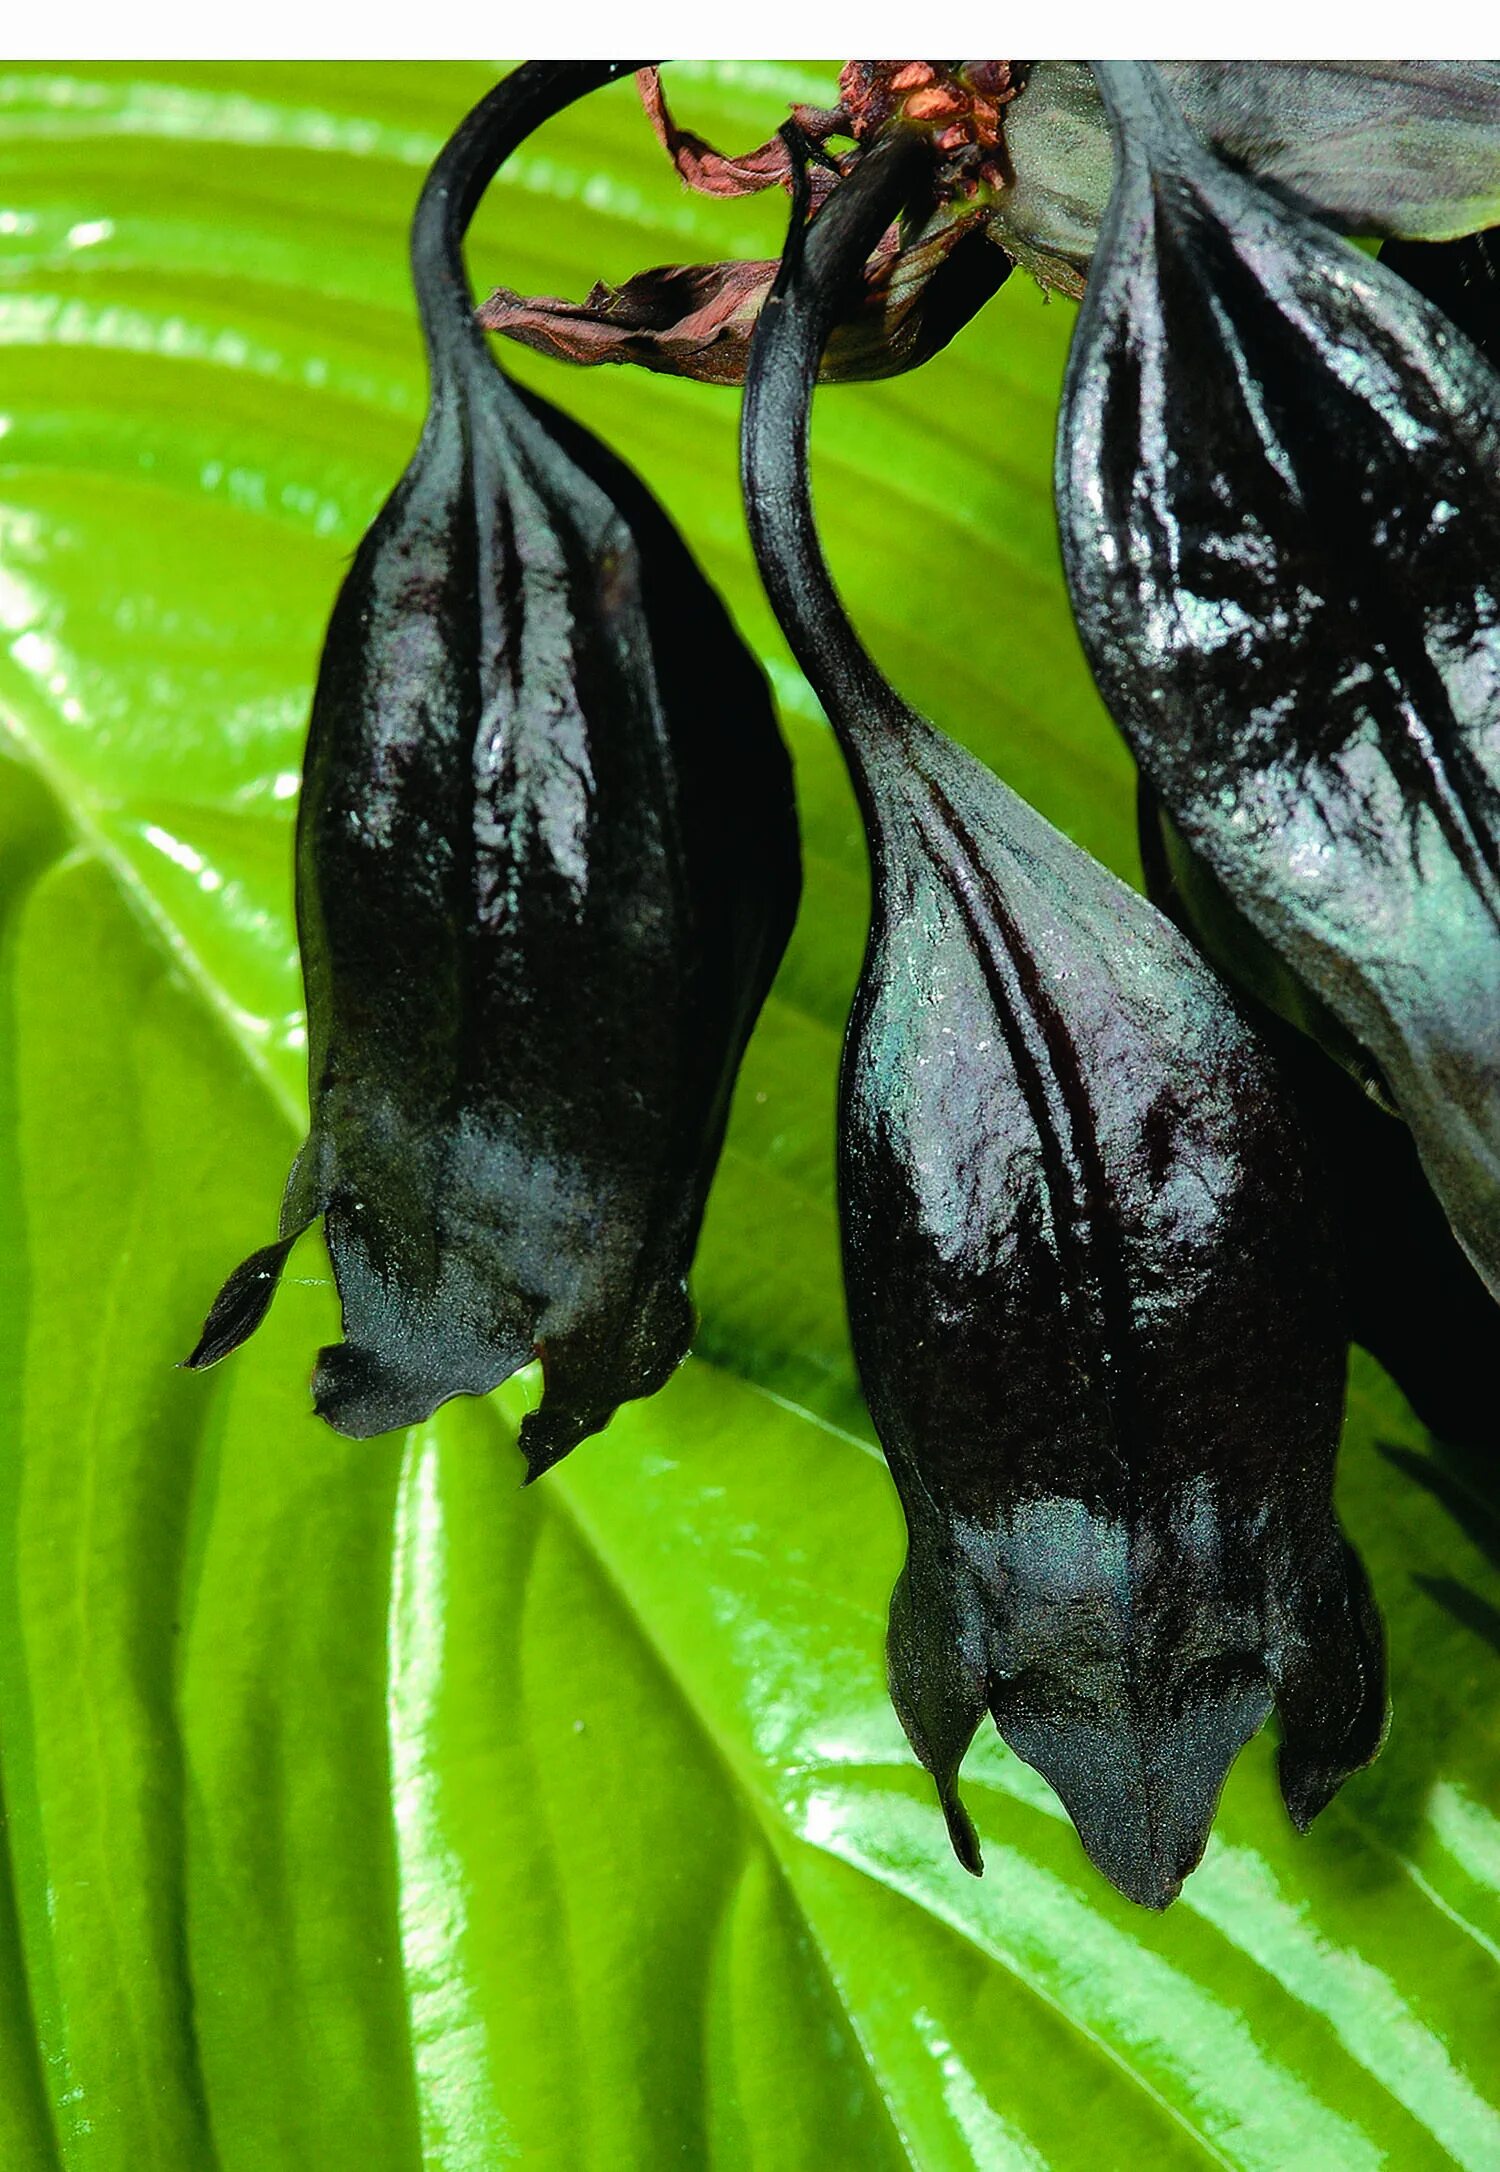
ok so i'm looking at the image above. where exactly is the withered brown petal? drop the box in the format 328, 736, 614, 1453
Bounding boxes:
480, 258, 777, 386
480, 211, 1008, 387
187, 61, 800, 1468
1057, 60, 1500, 1300
743, 129, 1383, 1907
635, 64, 843, 201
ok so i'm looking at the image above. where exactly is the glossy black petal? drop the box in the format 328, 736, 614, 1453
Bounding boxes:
743, 130, 1383, 1906
1140, 783, 1500, 1453
1057, 60, 1500, 1300
187, 62, 800, 1464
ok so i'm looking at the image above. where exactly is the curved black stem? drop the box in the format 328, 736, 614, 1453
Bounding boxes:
1090, 60, 1192, 175
411, 60, 645, 385
740, 124, 936, 772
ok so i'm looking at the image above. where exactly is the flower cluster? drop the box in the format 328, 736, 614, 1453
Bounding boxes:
189, 60, 1500, 1906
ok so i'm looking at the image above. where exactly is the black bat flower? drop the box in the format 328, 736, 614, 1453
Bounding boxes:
186, 62, 800, 1470
1056, 60, 1500, 1301
743, 127, 1384, 1906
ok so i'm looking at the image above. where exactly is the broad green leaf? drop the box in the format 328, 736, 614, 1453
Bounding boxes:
0, 58, 1497, 2172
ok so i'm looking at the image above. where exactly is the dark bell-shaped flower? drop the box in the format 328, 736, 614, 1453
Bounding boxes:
843, 721, 1385, 1907
186, 62, 800, 1470
1056, 60, 1500, 1300
743, 130, 1384, 1906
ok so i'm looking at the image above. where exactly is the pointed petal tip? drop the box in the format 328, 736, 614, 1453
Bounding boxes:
995, 1667, 1272, 1910
518, 1284, 693, 1478
518, 1441, 559, 1487
1269, 1541, 1389, 1831
309, 1341, 436, 1441
1068, 1802, 1201, 1911
181, 1330, 232, 1373
937, 1777, 984, 1877
1097, 1846, 1187, 1913
1043, 1757, 1198, 1908
1279, 1738, 1356, 1834
517, 1400, 604, 1483
1280, 1772, 1327, 1837
183, 1232, 299, 1371
1277, 1704, 1390, 1835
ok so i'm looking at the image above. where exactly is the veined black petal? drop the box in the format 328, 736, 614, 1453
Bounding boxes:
1057, 59, 1500, 1301
186, 62, 800, 1462
1140, 780, 1500, 1453
1137, 786, 1397, 1113
743, 129, 1383, 1906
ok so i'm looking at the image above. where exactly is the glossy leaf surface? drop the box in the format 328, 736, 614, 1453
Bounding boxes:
1, 59, 1498, 2172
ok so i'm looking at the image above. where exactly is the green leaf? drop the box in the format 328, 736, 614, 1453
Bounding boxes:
0, 58, 1497, 2171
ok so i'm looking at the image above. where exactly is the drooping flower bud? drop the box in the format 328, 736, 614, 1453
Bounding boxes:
187, 62, 800, 1470
743, 130, 1383, 1906
1057, 60, 1500, 1301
